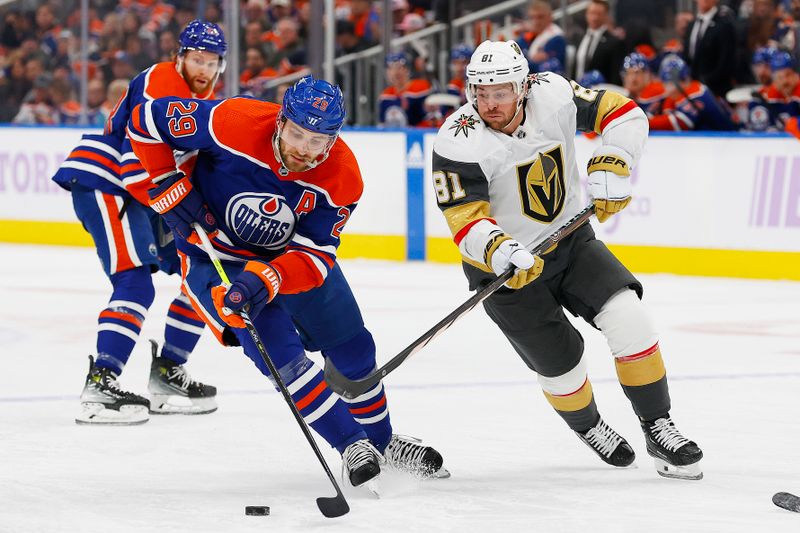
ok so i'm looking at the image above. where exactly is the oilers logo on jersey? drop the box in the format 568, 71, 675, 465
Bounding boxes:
516, 145, 566, 223
227, 192, 296, 249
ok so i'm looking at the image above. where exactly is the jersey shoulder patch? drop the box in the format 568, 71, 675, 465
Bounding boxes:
434, 104, 489, 163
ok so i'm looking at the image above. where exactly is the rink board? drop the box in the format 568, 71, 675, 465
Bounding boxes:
0, 126, 798, 279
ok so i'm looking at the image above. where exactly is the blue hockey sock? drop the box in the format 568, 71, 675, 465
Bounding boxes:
323, 328, 392, 452
96, 267, 154, 375
161, 291, 205, 365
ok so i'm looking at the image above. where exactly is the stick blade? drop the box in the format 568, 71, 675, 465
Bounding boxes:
317, 495, 350, 518
323, 359, 370, 399
773, 492, 800, 513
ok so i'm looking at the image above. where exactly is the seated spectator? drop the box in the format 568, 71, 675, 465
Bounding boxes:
417, 93, 460, 128
157, 30, 178, 62
240, 46, 279, 96
348, 0, 381, 46
86, 78, 108, 127
267, 0, 298, 27
0, 56, 32, 122
336, 20, 369, 55
622, 52, 666, 116
447, 44, 472, 104
516, 0, 566, 74
13, 73, 57, 125
650, 54, 738, 131
747, 51, 800, 133
264, 17, 304, 71
379, 51, 432, 126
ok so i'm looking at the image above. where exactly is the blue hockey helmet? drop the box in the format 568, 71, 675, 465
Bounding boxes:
385, 51, 410, 67
537, 57, 565, 76
450, 44, 473, 62
752, 46, 778, 66
770, 51, 796, 72
274, 75, 346, 172
179, 20, 228, 58
658, 53, 689, 83
579, 69, 606, 88
623, 52, 650, 73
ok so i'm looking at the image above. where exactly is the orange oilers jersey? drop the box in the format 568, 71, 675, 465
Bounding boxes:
128, 96, 362, 294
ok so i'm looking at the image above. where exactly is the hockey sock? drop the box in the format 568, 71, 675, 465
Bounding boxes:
96, 267, 155, 375
323, 328, 392, 452
281, 356, 368, 454
161, 290, 205, 365
542, 378, 600, 432
614, 342, 671, 421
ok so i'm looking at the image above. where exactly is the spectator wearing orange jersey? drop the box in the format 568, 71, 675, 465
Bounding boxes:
349, 0, 381, 45
241, 46, 279, 96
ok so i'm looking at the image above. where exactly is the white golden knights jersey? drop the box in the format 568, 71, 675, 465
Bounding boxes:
432, 72, 648, 272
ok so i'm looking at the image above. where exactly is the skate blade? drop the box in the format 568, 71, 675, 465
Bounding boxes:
653, 458, 703, 480
430, 467, 451, 479
149, 394, 217, 415
75, 403, 149, 425
362, 477, 381, 498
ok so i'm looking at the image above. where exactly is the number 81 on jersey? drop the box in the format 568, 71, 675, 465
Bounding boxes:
433, 171, 466, 204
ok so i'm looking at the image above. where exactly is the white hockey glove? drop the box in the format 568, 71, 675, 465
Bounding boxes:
587, 145, 633, 223
489, 237, 544, 290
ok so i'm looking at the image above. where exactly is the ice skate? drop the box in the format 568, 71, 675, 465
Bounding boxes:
147, 340, 217, 415
384, 434, 450, 479
76, 356, 150, 425
342, 439, 383, 496
576, 417, 636, 467
641, 416, 703, 480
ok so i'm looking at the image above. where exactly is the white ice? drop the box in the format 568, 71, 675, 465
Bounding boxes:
1, 243, 799, 533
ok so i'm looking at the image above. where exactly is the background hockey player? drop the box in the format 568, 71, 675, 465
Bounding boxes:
747, 51, 800, 137
649, 53, 738, 131
51, 19, 226, 425
127, 75, 447, 488
621, 52, 666, 117
431, 40, 704, 480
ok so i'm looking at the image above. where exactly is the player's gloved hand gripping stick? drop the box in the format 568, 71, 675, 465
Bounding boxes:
193, 224, 350, 519
324, 204, 597, 399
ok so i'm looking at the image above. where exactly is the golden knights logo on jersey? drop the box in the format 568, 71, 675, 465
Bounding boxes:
227, 192, 296, 249
516, 145, 565, 223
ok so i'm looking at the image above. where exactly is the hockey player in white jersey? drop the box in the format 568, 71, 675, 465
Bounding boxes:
432, 40, 703, 480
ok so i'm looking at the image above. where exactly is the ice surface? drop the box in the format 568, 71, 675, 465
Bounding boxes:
1, 244, 799, 532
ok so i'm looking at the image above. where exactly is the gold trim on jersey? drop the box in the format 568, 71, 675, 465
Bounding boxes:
516, 145, 566, 223
615, 349, 667, 387
543, 380, 594, 412
442, 200, 491, 236
594, 91, 632, 133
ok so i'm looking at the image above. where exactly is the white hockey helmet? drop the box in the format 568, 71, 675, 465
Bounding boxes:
466, 40, 530, 105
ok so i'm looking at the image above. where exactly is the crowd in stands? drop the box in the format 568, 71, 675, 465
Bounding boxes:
0, 0, 798, 133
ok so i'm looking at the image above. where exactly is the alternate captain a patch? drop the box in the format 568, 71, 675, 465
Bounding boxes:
449, 114, 478, 138
516, 145, 565, 223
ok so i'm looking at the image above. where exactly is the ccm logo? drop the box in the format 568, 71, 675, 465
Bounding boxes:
151, 182, 188, 213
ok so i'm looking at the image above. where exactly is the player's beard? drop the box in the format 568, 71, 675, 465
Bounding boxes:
182, 64, 214, 95
481, 105, 517, 131
279, 140, 314, 172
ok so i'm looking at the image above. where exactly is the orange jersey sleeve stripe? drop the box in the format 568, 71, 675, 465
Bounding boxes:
68, 150, 121, 174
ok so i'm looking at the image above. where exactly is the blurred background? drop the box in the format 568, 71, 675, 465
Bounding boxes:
0, 0, 797, 129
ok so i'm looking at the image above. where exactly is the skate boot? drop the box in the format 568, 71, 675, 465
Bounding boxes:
76, 356, 150, 425
641, 415, 703, 480
384, 434, 450, 479
576, 417, 636, 467
147, 340, 217, 415
342, 439, 383, 488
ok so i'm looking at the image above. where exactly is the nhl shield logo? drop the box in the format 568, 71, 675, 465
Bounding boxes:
227, 193, 296, 250
516, 145, 565, 223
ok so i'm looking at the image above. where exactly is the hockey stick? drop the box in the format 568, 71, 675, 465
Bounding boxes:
324, 204, 597, 399
773, 492, 800, 513
193, 225, 349, 519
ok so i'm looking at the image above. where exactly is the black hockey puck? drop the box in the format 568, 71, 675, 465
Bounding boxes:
245, 506, 270, 516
